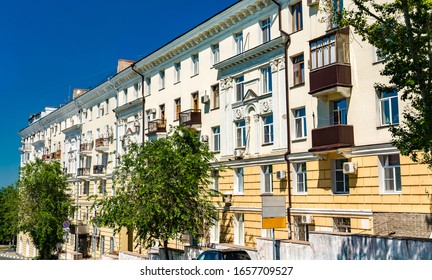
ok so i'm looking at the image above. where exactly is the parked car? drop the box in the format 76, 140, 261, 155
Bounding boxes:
196, 249, 251, 260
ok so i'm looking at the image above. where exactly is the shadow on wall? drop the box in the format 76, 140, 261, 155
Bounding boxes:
220, 210, 233, 244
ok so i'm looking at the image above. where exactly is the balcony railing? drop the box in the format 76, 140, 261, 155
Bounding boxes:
52, 150, 61, 159
95, 138, 110, 152
42, 154, 52, 161
77, 168, 90, 177
147, 119, 167, 135
179, 109, 201, 127
309, 63, 352, 98
93, 165, 106, 175
309, 124, 354, 153
79, 142, 93, 154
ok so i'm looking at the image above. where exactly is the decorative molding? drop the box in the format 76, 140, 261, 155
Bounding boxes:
220, 77, 234, 90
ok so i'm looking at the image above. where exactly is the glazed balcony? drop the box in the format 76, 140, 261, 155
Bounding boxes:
179, 109, 201, 127
147, 119, 167, 135
309, 125, 354, 153
309, 63, 352, 99
95, 138, 110, 152
93, 165, 106, 175
77, 167, 90, 178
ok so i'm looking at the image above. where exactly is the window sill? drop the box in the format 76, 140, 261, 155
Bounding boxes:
293, 192, 308, 196
380, 191, 402, 195
289, 29, 303, 36
262, 142, 273, 147
292, 137, 307, 143
210, 107, 220, 111
174, 81, 181, 85
377, 124, 399, 130
191, 73, 199, 78
333, 192, 350, 195
233, 193, 244, 196
290, 82, 305, 90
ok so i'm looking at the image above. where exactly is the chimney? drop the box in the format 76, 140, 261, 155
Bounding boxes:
73, 88, 89, 100
117, 59, 136, 73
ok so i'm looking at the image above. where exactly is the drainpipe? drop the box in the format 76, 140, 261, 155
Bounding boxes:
271, 0, 293, 240
131, 63, 146, 143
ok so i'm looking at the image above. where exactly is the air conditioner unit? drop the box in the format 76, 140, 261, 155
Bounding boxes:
201, 134, 209, 142
201, 95, 210, 104
343, 162, 357, 174
301, 215, 314, 224
307, 0, 319, 6
276, 170, 286, 180
234, 148, 244, 159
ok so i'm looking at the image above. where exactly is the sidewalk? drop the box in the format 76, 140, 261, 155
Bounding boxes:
0, 248, 31, 260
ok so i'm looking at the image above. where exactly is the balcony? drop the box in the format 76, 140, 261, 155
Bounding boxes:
179, 109, 201, 127
309, 63, 352, 100
52, 150, 61, 160
309, 125, 354, 153
19, 144, 32, 153
95, 138, 110, 152
93, 165, 106, 176
147, 119, 167, 136
42, 154, 52, 161
79, 142, 93, 155
77, 168, 90, 178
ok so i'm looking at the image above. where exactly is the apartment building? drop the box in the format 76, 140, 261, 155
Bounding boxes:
17, 0, 431, 259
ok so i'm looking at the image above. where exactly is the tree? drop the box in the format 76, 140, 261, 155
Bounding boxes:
95, 125, 221, 259
0, 184, 19, 245
332, 0, 432, 166
18, 158, 73, 259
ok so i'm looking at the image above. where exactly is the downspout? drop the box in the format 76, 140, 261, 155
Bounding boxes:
271, 0, 293, 240
131, 63, 146, 143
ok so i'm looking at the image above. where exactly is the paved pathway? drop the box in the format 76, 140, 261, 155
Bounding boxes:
0, 249, 31, 260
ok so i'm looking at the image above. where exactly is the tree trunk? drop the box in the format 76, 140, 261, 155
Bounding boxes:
163, 240, 169, 260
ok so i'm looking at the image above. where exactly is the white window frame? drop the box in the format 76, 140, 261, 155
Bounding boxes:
191, 53, 199, 76
212, 126, 220, 152
261, 66, 272, 94
261, 17, 271, 43
159, 70, 165, 90
234, 167, 244, 195
261, 165, 273, 194
378, 154, 402, 194
174, 62, 181, 83
234, 31, 244, 54
211, 43, 220, 65
209, 218, 220, 244
294, 162, 307, 194
235, 120, 246, 148
211, 169, 219, 191
332, 159, 349, 194
294, 107, 307, 139
145, 77, 151, 95
235, 76, 245, 102
379, 88, 399, 126
234, 213, 244, 245
263, 115, 274, 144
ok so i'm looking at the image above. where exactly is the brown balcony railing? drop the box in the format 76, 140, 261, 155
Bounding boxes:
52, 150, 61, 159
77, 167, 90, 177
179, 109, 201, 127
309, 63, 352, 96
80, 142, 93, 153
42, 154, 52, 161
95, 138, 109, 148
309, 125, 354, 152
93, 165, 106, 175
147, 119, 167, 135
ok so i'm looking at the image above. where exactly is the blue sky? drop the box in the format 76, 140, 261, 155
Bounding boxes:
0, 0, 237, 188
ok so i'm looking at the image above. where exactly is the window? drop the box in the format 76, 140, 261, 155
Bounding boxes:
235, 168, 244, 194
261, 18, 271, 43
100, 180, 106, 195
295, 162, 307, 193
192, 53, 199, 76
310, 32, 349, 70
211, 43, 220, 65
373, 47, 386, 63
212, 84, 220, 109
379, 88, 399, 125
212, 126, 220, 152
234, 32, 244, 54
192, 92, 199, 111
261, 66, 272, 94
262, 165, 273, 193
234, 213, 244, 245
294, 108, 307, 139
84, 181, 90, 196
379, 154, 401, 193
123, 89, 128, 104
292, 54, 305, 85
332, 99, 348, 125
145, 78, 151, 95
100, 236, 105, 255
236, 121, 247, 148
334, 217, 351, 233
235, 76, 245, 102
160, 104, 165, 120
133, 83, 139, 98
291, 2, 303, 32
174, 62, 181, 83
159, 70, 165, 90
109, 237, 115, 253
263, 115, 274, 144
330, 0, 344, 29
333, 159, 349, 194
212, 169, 219, 191
174, 98, 181, 120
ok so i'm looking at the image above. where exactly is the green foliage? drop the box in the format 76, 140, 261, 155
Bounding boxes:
0, 184, 19, 244
95, 125, 222, 259
334, 0, 432, 167
18, 158, 73, 259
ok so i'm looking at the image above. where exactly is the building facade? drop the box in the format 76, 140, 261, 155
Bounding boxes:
18, 0, 431, 259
